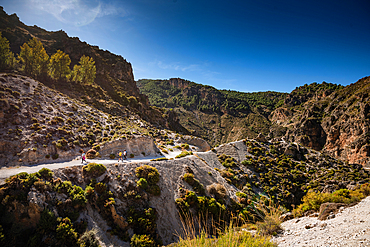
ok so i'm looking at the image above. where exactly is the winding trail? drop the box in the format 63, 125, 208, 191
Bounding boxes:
0, 150, 183, 185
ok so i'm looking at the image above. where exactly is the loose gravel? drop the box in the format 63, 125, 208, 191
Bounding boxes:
273, 196, 370, 247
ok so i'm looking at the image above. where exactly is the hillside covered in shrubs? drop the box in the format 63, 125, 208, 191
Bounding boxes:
0, 139, 369, 246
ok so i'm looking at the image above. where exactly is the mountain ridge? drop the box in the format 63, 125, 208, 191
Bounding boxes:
137, 77, 370, 167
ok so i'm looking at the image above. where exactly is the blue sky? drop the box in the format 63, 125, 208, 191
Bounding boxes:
1, 0, 370, 92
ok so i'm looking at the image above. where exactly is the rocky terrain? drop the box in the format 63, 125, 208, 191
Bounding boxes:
1, 5, 370, 247
0, 138, 369, 246
0, 7, 186, 134
137, 77, 370, 168
273, 196, 370, 246
0, 73, 173, 166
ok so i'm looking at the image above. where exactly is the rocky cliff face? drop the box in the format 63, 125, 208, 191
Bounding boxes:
273, 77, 370, 167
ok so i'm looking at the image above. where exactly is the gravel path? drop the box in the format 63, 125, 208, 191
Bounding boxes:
273, 196, 370, 247
0, 150, 185, 185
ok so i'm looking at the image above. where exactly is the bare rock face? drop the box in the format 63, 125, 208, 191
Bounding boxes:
178, 136, 210, 152
270, 108, 293, 124
109, 204, 128, 229
99, 136, 160, 158
27, 188, 46, 226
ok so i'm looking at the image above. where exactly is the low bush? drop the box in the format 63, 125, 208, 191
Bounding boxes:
150, 157, 168, 161
130, 234, 156, 247
94, 182, 107, 195
77, 230, 100, 247
182, 173, 205, 195
294, 187, 367, 217
37, 168, 53, 180
83, 163, 106, 177
175, 151, 193, 158
207, 183, 227, 200
56, 217, 78, 245
137, 178, 148, 190
135, 165, 160, 185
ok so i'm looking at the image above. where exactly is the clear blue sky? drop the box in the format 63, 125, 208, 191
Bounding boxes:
1, 0, 370, 92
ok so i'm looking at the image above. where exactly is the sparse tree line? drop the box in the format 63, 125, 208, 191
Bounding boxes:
0, 32, 96, 84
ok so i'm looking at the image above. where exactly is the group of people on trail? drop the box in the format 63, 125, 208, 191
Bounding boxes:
80, 149, 128, 164
118, 150, 127, 162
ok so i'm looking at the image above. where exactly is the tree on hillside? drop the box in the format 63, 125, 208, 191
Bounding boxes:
70, 55, 96, 85
0, 32, 15, 71
18, 37, 49, 78
48, 50, 71, 80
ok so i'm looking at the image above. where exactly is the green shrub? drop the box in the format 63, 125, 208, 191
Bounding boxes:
69, 185, 87, 208
56, 180, 72, 193
135, 165, 160, 185
182, 173, 195, 185
181, 143, 190, 149
218, 154, 237, 168
130, 234, 156, 247
56, 217, 78, 245
83, 163, 106, 177
37, 209, 57, 234
137, 178, 148, 190
182, 173, 205, 195
175, 151, 193, 158
94, 182, 107, 195
110, 153, 115, 159
77, 230, 100, 247
130, 153, 135, 158
52, 153, 59, 159
37, 168, 53, 180
150, 157, 168, 161
294, 187, 366, 217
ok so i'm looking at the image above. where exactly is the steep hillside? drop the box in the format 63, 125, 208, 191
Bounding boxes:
137, 78, 287, 146
0, 7, 186, 133
0, 73, 193, 167
272, 78, 370, 167
0, 138, 369, 246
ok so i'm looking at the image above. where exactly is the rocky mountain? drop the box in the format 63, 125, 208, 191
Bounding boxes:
274, 78, 370, 167
0, 7, 186, 133
0, 6, 370, 247
137, 78, 370, 167
137, 78, 286, 146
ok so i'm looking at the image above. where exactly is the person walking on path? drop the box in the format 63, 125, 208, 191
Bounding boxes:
81, 151, 86, 164
118, 151, 123, 162
123, 150, 127, 160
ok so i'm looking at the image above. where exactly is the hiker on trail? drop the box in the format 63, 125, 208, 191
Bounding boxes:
123, 149, 127, 160
118, 151, 123, 162
81, 151, 86, 164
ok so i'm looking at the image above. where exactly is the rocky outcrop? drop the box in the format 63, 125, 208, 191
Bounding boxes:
178, 136, 211, 152
274, 77, 370, 167
270, 108, 293, 124
99, 136, 160, 158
